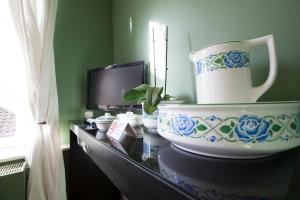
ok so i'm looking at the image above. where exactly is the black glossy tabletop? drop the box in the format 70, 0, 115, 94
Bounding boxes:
81, 125, 300, 200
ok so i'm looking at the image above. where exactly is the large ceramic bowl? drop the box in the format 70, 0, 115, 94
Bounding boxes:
157, 101, 300, 159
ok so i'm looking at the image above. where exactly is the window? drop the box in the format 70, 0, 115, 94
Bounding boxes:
0, 1, 33, 151
0, 107, 16, 137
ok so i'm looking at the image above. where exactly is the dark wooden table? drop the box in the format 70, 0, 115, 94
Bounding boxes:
70, 123, 300, 200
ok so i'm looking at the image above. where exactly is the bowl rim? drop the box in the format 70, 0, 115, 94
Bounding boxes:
158, 101, 300, 108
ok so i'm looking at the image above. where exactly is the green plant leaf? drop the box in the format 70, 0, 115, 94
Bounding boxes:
143, 101, 157, 115
135, 84, 152, 91
219, 125, 231, 133
271, 124, 282, 132
146, 87, 154, 105
163, 94, 176, 100
122, 89, 145, 102
150, 87, 163, 106
144, 86, 163, 114
196, 124, 207, 131
148, 106, 157, 115
122, 84, 163, 115
122, 84, 151, 102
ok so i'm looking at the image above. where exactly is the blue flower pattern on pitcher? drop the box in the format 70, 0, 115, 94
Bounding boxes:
172, 115, 196, 136
224, 51, 248, 68
194, 50, 249, 75
234, 115, 270, 143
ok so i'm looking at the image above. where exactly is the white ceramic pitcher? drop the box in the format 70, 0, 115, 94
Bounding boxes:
189, 34, 277, 104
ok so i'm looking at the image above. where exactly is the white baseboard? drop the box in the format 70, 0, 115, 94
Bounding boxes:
0, 143, 70, 163
61, 144, 70, 151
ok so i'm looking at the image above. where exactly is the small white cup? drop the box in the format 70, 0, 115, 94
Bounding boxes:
84, 111, 93, 119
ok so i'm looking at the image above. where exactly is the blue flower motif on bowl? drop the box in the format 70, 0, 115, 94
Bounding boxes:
224, 51, 248, 68
209, 136, 216, 142
209, 116, 217, 121
234, 115, 270, 143
172, 115, 196, 136
284, 135, 289, 141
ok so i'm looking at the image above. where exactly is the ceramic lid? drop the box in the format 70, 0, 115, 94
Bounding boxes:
95, 113, 116, 123
117, 112, 143, 120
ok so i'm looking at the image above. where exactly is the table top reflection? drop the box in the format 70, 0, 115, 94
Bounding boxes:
80, 125, 300, 200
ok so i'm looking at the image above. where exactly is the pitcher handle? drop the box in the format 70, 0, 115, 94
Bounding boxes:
246, 34, 277, 102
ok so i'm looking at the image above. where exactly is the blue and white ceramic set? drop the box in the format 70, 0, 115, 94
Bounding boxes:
151, 35, 300, 159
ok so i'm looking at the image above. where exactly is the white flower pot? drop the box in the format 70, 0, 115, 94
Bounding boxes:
143, 100, 185, 131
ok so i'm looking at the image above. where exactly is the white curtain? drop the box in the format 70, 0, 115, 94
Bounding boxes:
8, 0, 67, 199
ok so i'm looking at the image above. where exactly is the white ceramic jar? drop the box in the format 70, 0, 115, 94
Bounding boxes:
189, 35, 277, 104
117, 111, 143, 127
95, 113, 116, 132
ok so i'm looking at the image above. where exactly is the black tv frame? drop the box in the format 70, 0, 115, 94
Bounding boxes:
86, 61, 145, 112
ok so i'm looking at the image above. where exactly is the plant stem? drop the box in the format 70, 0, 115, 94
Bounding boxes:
164, 26, 168, 97
152, 28, 156, 87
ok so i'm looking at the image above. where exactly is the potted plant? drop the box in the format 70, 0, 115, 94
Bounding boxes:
122, 84, 165, 114
123, 26, 175, 130
122, 84, 173, 130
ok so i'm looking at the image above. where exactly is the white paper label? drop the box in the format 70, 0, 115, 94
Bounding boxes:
106, 120, 127, 140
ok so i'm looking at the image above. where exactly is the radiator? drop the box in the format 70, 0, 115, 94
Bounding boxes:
0, 161, 26, 200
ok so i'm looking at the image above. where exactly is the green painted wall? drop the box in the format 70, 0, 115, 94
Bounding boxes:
112, 0, 300, 103
54, 0, 300, 144
54, 0, 113, 144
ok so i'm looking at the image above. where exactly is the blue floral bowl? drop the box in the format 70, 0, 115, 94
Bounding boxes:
157, 101, 300, 159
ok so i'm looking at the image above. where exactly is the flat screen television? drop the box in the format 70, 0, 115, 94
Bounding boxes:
87, 61, 145, 111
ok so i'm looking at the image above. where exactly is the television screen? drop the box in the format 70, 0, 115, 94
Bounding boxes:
87, 61, 145, 110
